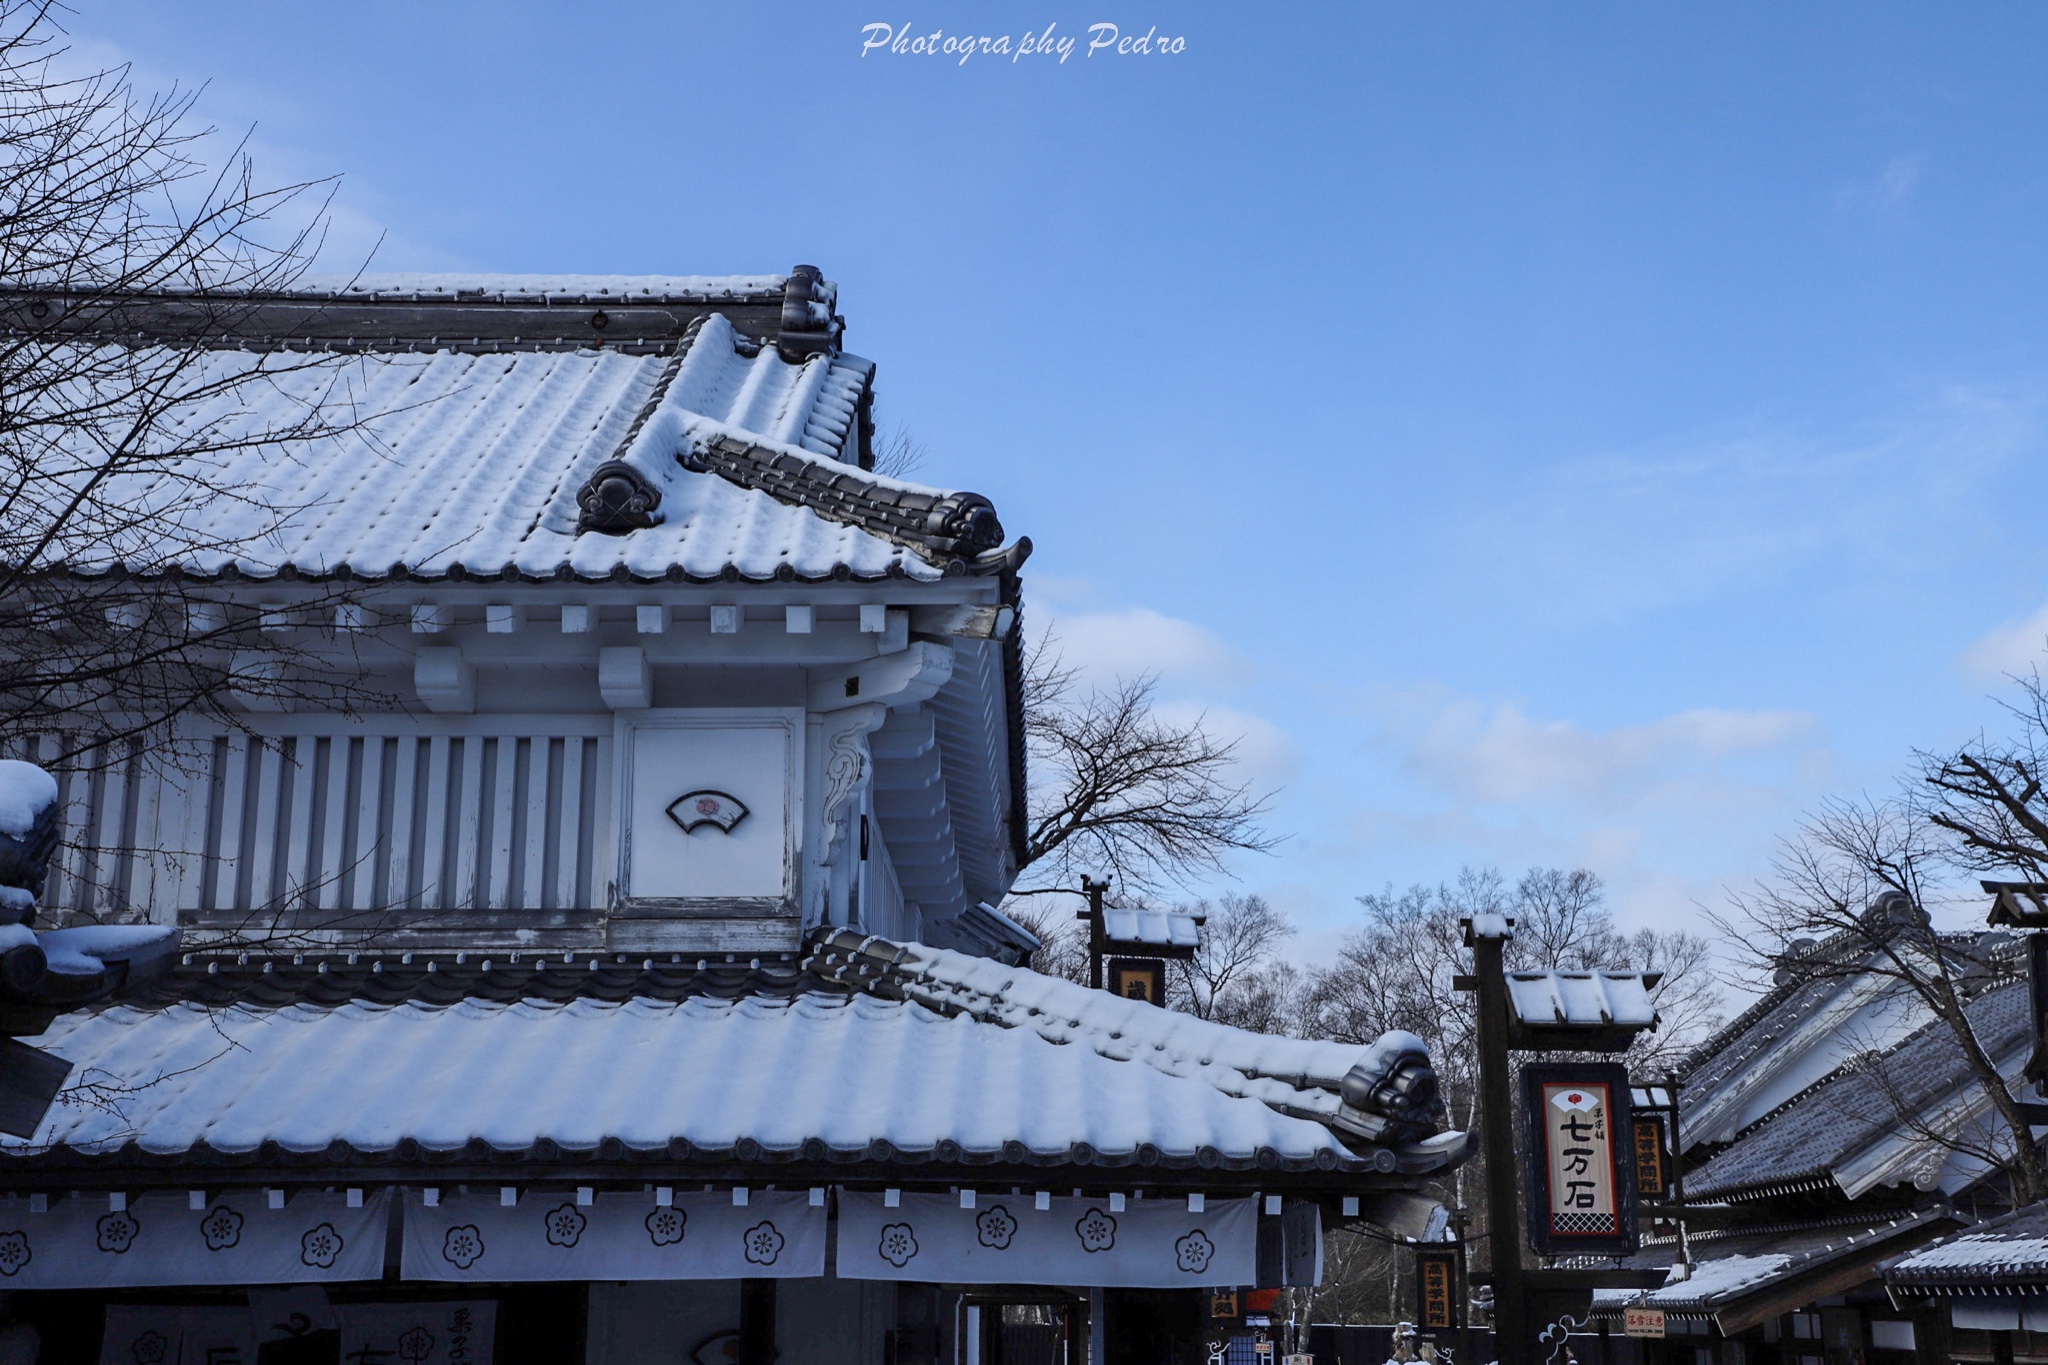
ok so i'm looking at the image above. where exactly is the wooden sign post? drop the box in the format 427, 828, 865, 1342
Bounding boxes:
1457, 916, 1667, 1365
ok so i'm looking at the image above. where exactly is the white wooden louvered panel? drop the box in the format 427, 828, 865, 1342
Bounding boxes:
1, 719, 611, 923
184, 721, 610, 917
0, 735, 160, 920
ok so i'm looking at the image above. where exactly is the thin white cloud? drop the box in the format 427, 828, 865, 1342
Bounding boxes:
1152, 698, 1301, 786
1958, 601, 2048, 680
1875, 155, 1923, 210
1836, 155, 1924, 216
1458, 382, 2040, 625
1042, 605, 1254, 691
1027, 598, 1296, 815
1401, 699, 1817, 807
1325, 690, 1832, 935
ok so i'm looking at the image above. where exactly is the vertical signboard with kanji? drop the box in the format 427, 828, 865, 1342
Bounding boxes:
1520, 1063, 1637, 1256
1415, 1248, 1459, 1331
1633, 1114, 1669, 1200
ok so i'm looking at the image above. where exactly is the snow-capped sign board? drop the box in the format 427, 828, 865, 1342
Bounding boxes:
1623, 1307, 1666, 1339
400, 1189, 824, 1282
0, 1189, 387, 1288
836, 1192, 1256, 1288
1521, 1062, 1637, 1257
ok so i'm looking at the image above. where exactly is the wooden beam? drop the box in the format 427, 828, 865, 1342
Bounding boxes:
597, 647, 651, 710
414, 649, 475, 713
808, 641, 954, 712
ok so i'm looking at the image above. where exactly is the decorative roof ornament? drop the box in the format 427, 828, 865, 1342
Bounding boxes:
1330, 1034, 1445, 1146
683, 434, 1018, 571
575, 461, 662, 534
667, 791, 748, 835
776, 265, 842, 360
926, 493, 1004, 556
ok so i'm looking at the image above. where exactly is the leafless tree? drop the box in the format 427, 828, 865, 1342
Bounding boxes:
1166, 891, 1299, 1024
1921, 669, 2048, 886
1307, 867, 1723, 1212
1001, 898, 1091, 984
0, 1, 389, 775
1715, 790, 2048, 1203
1010, 635, 1279, 901
868, 423, 926, 480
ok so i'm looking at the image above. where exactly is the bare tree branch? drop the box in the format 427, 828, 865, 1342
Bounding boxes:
0, 2, 398, 921
1013, 636, 1278, 900
1711, 791, 2048, 1202
1168, 891, 1296, 1023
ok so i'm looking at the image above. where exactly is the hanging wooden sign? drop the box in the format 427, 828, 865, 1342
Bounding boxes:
1520, 1063, 1637, 1256
1107, 957, 1165, 1005
1414, 1248, 1458, 1330
1632, 1114, 1670, 1200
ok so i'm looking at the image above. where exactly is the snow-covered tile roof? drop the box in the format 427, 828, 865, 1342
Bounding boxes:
1101, 907, 1202, 949
5, 990, 1344, 1168
1888, 1200, 2048, 1287
1504, 970, 1659, 1029
1591, 1210, 1955, 1318
1676, 916, 2005, 1141
804, 935, 1439, 1142
0, 940, 1452, 1179
31, 313, 1009, 584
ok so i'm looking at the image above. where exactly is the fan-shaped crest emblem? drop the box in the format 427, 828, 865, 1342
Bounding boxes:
667, 790, 748, 834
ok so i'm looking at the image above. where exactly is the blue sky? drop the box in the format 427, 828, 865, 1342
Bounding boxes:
74, 3, 2048, 956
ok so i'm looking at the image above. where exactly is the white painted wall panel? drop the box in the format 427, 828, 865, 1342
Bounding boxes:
615, 710, 799, 906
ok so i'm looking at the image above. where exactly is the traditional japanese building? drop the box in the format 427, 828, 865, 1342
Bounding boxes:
0, 271, 1469, 1365
1886, 1197, 2048, 1363
1591, 894, 2031, 1364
